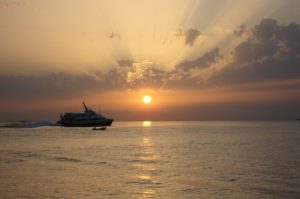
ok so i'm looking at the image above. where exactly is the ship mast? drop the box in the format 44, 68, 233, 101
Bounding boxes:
82, 101, 88, 111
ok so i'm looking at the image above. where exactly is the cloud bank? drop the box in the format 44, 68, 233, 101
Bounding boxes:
0, 18, 299, 100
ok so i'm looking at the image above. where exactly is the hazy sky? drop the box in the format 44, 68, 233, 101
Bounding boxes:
0, 0, 300, 120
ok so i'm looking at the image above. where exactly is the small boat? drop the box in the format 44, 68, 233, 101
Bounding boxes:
92, 127, 106, 130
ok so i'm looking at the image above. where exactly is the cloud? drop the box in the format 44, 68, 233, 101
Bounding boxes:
234, 24, 249, 37
0, 60, 167, 100
166, 18, 300, 89
209, 57, 300, 85
115, 60, 167, 89
185, 28, 201, 46
0, 73, 104, 100
209, 18, 300, 85
0, 18, 299, 101
164, 18, 300, 89
175, 48, 220, 72
176, 28, 201, 46
117, 60, 134, 67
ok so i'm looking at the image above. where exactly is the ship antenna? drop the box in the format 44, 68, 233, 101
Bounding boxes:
82, 101, 88, 111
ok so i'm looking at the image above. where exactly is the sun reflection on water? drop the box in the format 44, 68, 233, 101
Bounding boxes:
135, 164, 157, 171
139, 189, 156, 199
142, 137, 152, 147
143, 121, 152, 127
138, 175, 152, 181
136, 125, 158, 199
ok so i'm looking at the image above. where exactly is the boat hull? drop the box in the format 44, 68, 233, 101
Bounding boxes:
59, 119, 113, 127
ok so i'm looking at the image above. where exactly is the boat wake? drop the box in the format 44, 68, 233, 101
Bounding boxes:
3, 121, 58, 128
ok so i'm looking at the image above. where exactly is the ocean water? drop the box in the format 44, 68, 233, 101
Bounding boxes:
0, 121, 300, 199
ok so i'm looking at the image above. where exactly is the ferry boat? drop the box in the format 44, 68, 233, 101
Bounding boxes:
58, 102, 113, 127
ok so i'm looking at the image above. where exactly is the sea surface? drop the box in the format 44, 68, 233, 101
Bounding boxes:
0, 121, 300, 199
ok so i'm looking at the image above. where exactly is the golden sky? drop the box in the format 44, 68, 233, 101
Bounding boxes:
0, 0, 300, 120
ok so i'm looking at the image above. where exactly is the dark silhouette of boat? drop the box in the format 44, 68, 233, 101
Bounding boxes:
58, 102, 113, 127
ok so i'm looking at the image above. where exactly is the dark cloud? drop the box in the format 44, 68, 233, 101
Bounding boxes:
168, 18, 300, 89
117, 60, 134, 67
234, 24, 248, 37
238, 18, 300, 59
118, 51, 220, 89
0, 63, 168, 100
185, 28, 201, 46
210, 18, 300, 85
176, 28, 201, 46
210, 57, 300, 85
175, 48, 219, 72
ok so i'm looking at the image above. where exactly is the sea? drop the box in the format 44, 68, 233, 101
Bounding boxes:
0, 121, 300, 199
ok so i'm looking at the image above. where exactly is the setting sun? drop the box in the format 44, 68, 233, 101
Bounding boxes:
143, 95, 152, 104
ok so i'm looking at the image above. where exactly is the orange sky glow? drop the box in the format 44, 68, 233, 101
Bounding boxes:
0, 0, 299, 120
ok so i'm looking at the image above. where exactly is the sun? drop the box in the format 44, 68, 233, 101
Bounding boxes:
143, 95, 152, 104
